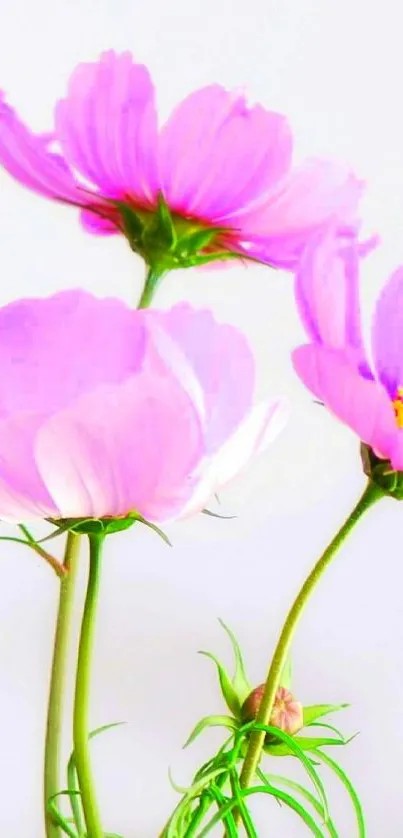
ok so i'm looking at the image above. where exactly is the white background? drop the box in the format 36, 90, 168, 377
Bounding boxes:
0, 0, 402, 835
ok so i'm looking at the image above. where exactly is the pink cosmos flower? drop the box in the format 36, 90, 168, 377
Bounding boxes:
0, 51, 363, 270
0, 291, 286, 523
292, 227, 403, 469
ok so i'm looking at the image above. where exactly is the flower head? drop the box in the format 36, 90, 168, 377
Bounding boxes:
292, 228, 403, 475
0, 51, 363, 276
0, 291, 286, 523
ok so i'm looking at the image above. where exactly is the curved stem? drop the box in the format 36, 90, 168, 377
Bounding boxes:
137, 265, 165, 308
73, 533, 105, 838
239, 479, 383, 790
44, 532, 81, 838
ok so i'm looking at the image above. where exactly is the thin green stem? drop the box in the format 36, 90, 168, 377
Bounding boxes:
73, 533, 105, 838
137, 265, 165, 308
239, 479, 383, 791
44, 532, 81, 838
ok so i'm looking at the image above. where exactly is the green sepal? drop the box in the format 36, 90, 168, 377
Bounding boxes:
183, 714, 239, 748
303, 703, 349, 726
175, 226, 227, 257
188, 250, 238, 267
201, 508, 237, 519
143, 193, 177, 254
118, 203, 145, 247
198, 650, 241, 718
56, 517, 137, 536
266, 734, 346, 757
361, 443, 403, 499
218, 619, 251, 705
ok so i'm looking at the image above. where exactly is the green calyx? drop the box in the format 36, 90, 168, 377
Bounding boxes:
360, 443, 403, 499
116, 193, 237, 273
46, 513, 171, 543
190, 621, 352, 759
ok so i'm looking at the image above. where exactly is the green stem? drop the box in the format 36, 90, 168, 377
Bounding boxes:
239, 479, 383, 791
44, 531, 81, 838
73, 533, 105, 838
137, 265, 165, 308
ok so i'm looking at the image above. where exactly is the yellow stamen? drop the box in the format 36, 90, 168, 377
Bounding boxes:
393, 386, 403, 428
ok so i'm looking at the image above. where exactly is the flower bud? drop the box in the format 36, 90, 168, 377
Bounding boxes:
241, 684, 303, 738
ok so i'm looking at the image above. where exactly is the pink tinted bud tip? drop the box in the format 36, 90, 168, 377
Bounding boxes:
241, 683, 303, 737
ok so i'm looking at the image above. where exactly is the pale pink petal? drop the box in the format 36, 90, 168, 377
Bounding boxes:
55, 50, 159, 204
294, 225, 368, 366
0, 413, 58, 521
80, 207, 120, 235
0, 94, 84, 202
372, 266, 403, 397
160, 85, 292, 221
142, 303, 255, 451
233, 160, 364, 267
0, 291, 146, 418
35, 375, 203, 521
293, 344, 397, 457
180, 398, 288, 516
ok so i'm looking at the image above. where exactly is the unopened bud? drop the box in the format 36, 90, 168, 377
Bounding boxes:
241, 684, 303, 738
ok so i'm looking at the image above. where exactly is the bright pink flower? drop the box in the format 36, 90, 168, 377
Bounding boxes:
0, 291, 286, 523
0, 51, 363, 269
292, 229, 403, 469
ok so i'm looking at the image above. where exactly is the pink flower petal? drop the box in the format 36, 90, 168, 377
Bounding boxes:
180, 398, 288, 516
0, 291, 146, 418
55, 50, 159, 204
294, 225, 369, 365
0, 412, 58, 521
372, 266, 403, 397
0, 93, 83, 202
234, 160, 364, 267
80, 207, 120, 235
159, 85, 292, 221
142, 303, 255, 451
35, 374, 204, 521
293, 344, 397, 457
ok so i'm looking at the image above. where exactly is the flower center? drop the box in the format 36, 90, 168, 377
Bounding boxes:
393, 387, 403, 428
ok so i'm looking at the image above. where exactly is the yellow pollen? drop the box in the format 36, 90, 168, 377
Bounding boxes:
393, 387, 403, 428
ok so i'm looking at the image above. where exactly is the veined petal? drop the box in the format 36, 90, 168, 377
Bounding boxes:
0, 290, 147, 418
233, 160, 364, 267
55, 50, 159, 203
0, 412, 58, 522
0, 93, 83, 202
35, 374, 204, 521
160, 84, 292, 221
142, 303, 255, 451
294, 225, 369, 367
293, 344, 397, 458
179, 398, 288, 517
372, 266, 403, 397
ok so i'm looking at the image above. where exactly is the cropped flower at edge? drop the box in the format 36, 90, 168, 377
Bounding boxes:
0, 291, 287, 523
0, 50, 363, 273
292, 228, 403, 472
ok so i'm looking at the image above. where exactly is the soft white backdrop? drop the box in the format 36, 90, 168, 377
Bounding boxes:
0, 0, 402, 835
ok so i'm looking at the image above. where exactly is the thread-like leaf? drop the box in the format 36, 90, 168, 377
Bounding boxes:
311, 749, 366, 837
249, 723, 330, 821
196, 784, 327, 838
183, 715, 239, 748
259, 769, 338, 838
